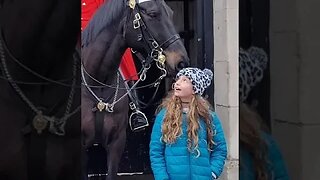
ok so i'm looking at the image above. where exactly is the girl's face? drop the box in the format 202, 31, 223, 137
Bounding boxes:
173, 75, 194, 101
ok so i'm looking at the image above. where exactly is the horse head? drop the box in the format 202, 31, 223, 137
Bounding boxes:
123, 0, 189, 75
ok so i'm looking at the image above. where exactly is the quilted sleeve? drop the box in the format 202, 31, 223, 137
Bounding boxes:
263, 133, 290, 180
210, 112, 228, 178
149, 109, 169, 180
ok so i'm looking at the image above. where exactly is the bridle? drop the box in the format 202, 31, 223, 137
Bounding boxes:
127, 0, 181, 70
82, 0, 181, 111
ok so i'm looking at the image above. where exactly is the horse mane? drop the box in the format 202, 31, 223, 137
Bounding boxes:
161, 0, 173, 17
81, 0, 126, 46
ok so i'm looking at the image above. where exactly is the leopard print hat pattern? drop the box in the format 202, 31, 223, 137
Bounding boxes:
176, 67, 213, 96
239, 46, 268, 102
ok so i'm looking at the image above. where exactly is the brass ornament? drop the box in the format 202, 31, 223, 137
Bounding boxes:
32, 112, 48, 134
129, 0, 136, 9
158, 53, 166, 65
97, 101, 106, 112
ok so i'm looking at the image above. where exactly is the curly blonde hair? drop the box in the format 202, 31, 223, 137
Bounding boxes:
240, 103, 270, 180
157, 92, 215, 152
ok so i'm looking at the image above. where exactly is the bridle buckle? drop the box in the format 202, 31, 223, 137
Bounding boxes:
133, 13, 141, 29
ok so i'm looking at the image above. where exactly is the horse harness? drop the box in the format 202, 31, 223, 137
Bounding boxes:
0, 29, 80, 136
0, 27, 81, 179
81, 0, 181, 115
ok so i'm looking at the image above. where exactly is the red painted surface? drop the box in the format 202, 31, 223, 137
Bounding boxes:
81, 0, 138, 80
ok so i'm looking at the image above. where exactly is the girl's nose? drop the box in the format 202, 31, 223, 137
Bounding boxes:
175, 79, 181, 85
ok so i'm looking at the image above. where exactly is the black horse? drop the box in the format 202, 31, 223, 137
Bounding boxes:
81, 0, 189, 179
0, 0, 81, 180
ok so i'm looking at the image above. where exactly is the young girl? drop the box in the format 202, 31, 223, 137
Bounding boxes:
239, 46, 289, 180
149, 67, 227, 180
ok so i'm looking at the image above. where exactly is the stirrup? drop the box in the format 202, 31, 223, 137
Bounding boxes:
129, 109, 149, 132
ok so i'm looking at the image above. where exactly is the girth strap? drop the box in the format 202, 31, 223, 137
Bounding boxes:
27, 131, 47, 180
94, 111, 105, 144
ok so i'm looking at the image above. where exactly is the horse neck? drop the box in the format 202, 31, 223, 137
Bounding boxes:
1, 0, 55, 61
1, 1, 78, 81
84, 29, 127, 84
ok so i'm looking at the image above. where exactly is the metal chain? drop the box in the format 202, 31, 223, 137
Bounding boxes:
81, 61, 161, 90
81, 17, 169, 109
82, 63, 147, 110
108, 69, 144, 106
64, 54, 78, 116
0, 39, 80, 135
60, 106, 80, 121
81, 65, 101, 102
82, 79, 159, 89
80, 46, 165, 91
0, 34, 76, 87
114, 68, 148, 103
0, 39, 41, 114
107, 72, 120, 111
81, 61, 144, 88
81, 63, 148, 100
0, 75, 73, 85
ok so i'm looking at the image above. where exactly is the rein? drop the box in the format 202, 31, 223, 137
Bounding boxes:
0, 28, 79, 88
0, 28, 80, 136
82, 0, 180, 111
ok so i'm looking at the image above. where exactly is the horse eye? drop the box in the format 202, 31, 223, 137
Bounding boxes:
148, 12, 158, 18
140, 9, 147, 14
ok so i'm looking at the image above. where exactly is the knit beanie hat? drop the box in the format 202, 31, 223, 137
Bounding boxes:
176, 67, 213, 96
239, 46, 268, 102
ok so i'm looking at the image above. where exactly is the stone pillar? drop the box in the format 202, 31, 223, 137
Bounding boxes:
270, 0, 320, 179
213, 0, 239, 179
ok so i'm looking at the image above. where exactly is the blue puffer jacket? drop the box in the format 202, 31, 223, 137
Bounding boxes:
150, 109, 227, 180
240, 133, 290, 180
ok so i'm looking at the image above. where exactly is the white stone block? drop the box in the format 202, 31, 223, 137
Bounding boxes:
226, 0, 238, 10
299, 62, 320, 123
296, 0, 320, 35
218, 159, 239, 180
272, 121, 302, 180
228, 107, 239, 159
270, 32, 300, 123
298, 16, 320, 124
226, 8, 238, 62
214, 10, 228, 62
228, 59, 239, 107
300, 126, 320, 179
215, 106, 239, 159
270, 0, 298, 32
215, 61, 229, 106
214, 0, 226, 12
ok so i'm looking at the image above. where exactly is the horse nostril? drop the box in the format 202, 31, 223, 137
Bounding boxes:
184, 61, 190, 67
176, 61, 189, 71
